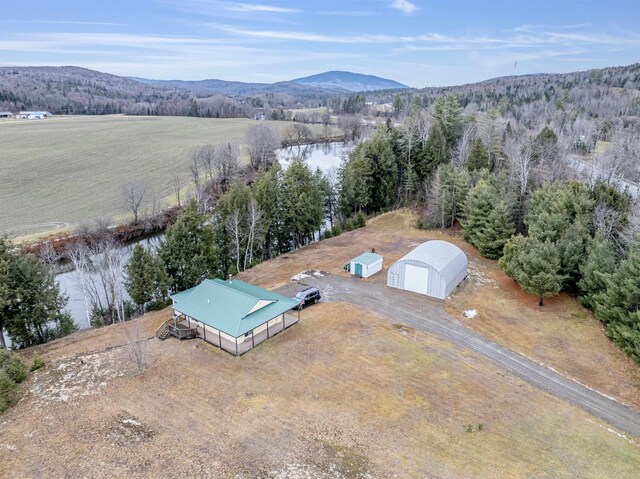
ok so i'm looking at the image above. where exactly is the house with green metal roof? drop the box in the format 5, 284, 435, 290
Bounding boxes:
349, 251, 383, 278
158, 279, 300, 356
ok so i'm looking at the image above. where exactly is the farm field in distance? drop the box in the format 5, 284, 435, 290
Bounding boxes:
0, 115, 327, 239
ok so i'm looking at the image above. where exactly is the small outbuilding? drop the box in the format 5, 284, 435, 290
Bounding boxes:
350, 252, 383, 278
0, 112, 13, 118
161, 279, 300, 356
387, 240, 467, 299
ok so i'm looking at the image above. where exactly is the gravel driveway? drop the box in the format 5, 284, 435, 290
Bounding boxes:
280, 272, 640, 437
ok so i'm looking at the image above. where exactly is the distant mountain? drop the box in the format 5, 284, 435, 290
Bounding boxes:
128, 77, 346, 96
290, 71, 408, 92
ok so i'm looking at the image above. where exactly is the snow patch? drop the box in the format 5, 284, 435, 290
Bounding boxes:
463, 309, 477, 318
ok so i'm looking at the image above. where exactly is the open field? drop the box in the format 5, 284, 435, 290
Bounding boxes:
2, 210, 639, 477
0, 115, 328, 239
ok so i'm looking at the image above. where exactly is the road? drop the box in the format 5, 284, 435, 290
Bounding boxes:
279, 274, 640, 437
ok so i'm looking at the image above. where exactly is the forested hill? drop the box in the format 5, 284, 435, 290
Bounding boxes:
128, 77, 346, 96
2, 63, 639, 121
0, 66, 334, 116
290, 71, 408, 92
382, 63, 640, 121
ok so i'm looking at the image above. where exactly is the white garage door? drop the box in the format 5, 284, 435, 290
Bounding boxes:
404, 264, 429, 294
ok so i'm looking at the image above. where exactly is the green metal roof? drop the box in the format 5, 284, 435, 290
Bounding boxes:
170, 279, 299, 338
351, 252, 383, 266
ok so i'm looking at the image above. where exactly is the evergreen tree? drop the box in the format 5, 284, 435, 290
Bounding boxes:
125, 244, 170, 312
463, 174, 515, 259
253, 165, 284, 258
499, 236, 565, 306
416, 121, 450, 181
432, 95, 463, 149
466, 138, 490, 171
578, 233, 619, 309
158, 200, 218, 292
339, 148, 371, 215
594, 250, 640, 365
417, 120, 449, 181
281, 159, 324, 248
361, 129, 398, 212
3, 252, 73, 348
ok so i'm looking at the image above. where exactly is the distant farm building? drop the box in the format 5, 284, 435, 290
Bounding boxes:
349, 252, 383, 278
17, 111, 52, 119
159, 279, 300, 356
387, 240, 468, 299
0, 112, 13, 118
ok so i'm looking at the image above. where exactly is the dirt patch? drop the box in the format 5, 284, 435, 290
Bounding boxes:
107, 412, 156, 445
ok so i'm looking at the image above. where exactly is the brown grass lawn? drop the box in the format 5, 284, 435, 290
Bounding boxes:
239, 210, 640, 411
2, 304, 639, 478
2, 210, 640, 478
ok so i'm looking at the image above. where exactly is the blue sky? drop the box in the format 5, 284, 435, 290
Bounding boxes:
1, 0, 639, 87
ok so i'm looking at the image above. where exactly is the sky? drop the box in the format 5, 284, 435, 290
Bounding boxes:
1, 0, 639, 87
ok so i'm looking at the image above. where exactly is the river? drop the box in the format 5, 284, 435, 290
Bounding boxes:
55, 141, 354, 330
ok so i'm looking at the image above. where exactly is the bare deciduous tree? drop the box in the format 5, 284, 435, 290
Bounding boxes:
244, 199, 261, 270
124, 319, 148, 373
198, 144, 216, 183
171, 172, 183, 208
246, 124, 281, 170
452, 124, 476, 171
213, 143, 240, 191
505, 133, 534, 232
122, 181, 146, 224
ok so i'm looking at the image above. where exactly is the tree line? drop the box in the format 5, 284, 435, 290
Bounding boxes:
336, 94, 640, 366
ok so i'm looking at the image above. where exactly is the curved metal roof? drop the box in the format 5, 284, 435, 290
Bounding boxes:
396, 240, 468, 284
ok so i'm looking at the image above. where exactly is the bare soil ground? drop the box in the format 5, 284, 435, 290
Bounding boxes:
2, 210, 640, 478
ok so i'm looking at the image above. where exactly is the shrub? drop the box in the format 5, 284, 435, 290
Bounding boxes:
0, 370, 18, 413
30, 354, 46, 372
356, 212, 367, 228
331, 225, 342, 236
6, 355, 28, 383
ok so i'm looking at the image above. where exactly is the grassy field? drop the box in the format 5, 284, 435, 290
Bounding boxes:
2, 210, 639, 478
0, 115, 327, 239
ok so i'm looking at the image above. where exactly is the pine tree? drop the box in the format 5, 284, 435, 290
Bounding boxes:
594, 250, 640, 365
158, 200, 217, 292
499, 236, 564, 306
578, 233, 619, 309
3, 253, 73, 348
126, 244, 155, 311
125, 244, 170, 312
466, 138, 490, 171
362, 129, 398, 212
281, 159, 323, 248
474, 200, 515, 259
416, 121, 449, 182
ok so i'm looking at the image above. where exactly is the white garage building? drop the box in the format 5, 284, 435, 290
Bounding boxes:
387, 240, 468, 299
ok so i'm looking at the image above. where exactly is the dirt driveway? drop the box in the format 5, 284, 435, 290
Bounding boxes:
280, 272, 640, 438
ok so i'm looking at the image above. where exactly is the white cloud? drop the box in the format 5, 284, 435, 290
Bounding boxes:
226, 3, 302, 13
390, 0, 417, 15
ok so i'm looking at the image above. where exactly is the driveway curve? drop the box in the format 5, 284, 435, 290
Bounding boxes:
279, 274, 640, 437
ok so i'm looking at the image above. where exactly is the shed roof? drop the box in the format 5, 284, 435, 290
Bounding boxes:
397, 240, 468, 284
351, 252, 383, 265
170, 279, 299, 337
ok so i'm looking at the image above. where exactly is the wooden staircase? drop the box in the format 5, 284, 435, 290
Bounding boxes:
155, 319, 174, 341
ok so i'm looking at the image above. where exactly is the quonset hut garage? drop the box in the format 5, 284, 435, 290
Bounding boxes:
387, 240, 468, 299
